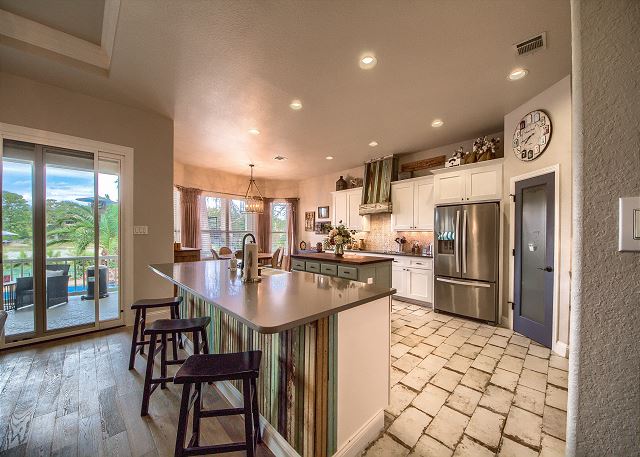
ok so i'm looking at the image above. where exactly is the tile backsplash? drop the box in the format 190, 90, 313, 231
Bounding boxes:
356, 213, 433, 253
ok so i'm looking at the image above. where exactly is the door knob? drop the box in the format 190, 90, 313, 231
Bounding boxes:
537, 266, 553, 272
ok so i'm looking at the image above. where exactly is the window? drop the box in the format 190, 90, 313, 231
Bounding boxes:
199, 195, 257, 256
271, 202, 289, 253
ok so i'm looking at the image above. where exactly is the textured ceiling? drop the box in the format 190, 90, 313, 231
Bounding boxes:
0, 0, 571, 179
0, 0, 105, 45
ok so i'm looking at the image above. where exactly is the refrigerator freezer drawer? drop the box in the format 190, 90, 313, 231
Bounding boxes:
434, 276, 497, 323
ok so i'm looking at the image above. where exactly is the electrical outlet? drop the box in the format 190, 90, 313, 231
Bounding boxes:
133, 225, 148, 235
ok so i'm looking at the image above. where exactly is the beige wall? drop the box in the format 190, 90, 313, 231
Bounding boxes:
0, 72, 175, 317
502, 76, 572, 349
174, 161, 298, 199
568, 1, 640, 454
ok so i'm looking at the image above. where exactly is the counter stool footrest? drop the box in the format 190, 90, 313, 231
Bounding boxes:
200, 407, 245, 418
184, 442, 246, 456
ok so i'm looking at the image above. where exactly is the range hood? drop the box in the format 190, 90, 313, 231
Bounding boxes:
359, 155, 399, 215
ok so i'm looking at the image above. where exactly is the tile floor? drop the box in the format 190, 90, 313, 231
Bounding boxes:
363, 301, 568, 457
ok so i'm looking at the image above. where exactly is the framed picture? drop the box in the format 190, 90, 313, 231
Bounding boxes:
305, 211, 315, 231
317, 206, 330, 219
315, 222, 331, 234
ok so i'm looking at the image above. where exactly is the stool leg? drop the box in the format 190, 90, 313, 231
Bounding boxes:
251, 377, 262, 443
243, 378, 255, 457
128, 308, 141, 370
170, 306, 179, 361
140, 309, 147, 355
174, 304, 184, 349
141, 333, 157, 416
192, 382, 202, 447
174, 383, 192, 457
160, 333, 168, 390
200, 329, 209, 354
193, 331, 200, 355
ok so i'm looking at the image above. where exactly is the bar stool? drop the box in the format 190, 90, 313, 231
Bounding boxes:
173, 351, 262, 457
141, 316, 211, 416
129, 297, 183, 370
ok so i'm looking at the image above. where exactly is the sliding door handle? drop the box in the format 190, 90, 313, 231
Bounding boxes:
537, 266, 553, 272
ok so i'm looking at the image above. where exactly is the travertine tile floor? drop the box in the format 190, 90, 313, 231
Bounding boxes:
363, 301, 568, 457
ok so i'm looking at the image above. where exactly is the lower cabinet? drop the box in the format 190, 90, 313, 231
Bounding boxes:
291, 258, 391, 289
391, 259, 433, 303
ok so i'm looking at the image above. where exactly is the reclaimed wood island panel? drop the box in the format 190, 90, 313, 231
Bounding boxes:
150, 260, 394, 457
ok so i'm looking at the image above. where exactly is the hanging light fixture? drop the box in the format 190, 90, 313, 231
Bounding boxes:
243, 164, 265, 214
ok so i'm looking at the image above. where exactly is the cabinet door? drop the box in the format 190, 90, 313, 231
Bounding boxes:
434, 172, 466, 204
413, 179, 434, 230
392, 266, 406, 297
347, 189, 364, 231
406, 267, 432, 302
465, 165, 503, 202
333, 192, 348, 226
391, 182, 415, 230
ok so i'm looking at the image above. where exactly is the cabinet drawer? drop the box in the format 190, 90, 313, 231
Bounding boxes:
337, 266, 358, 280
291, 259, 306, 271
410, 259, 433, 269
305, 261, 321, 273
320, 263, 338, 276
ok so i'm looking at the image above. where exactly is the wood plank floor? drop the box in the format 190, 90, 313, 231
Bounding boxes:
0, 327, 275, 457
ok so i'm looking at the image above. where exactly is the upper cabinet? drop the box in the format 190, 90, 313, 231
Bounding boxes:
331, 187, 370, 231
432, 160, 503, 204
391, 176, 434, 231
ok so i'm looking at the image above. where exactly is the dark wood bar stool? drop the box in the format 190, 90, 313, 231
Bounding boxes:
173, 351, 262, 457
141, 316, 211, 416
129, 296, 184, 370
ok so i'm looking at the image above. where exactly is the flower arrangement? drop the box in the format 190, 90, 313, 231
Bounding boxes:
465, 136, 501, 164
325, 221, 356, 256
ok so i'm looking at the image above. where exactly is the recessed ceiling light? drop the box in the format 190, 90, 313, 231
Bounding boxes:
508, 68, 528, 81
248, 128, 260, 135
431, 119, 444, 128
273, 155, 287, 161
326, 156, 334, 160
359, 54, 377, 69
369, 141, 379, 147
289, 99, 303, 110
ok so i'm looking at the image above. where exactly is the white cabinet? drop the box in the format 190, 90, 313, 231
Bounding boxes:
390, 256, 433, 303
433, 161, 503, 204
391, 176, 434, 231
392, 265, 406, 294
331, 188, 369, 231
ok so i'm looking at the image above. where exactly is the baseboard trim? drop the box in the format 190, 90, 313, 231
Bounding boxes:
333, 409, 385, 457
553, 340, 568, 357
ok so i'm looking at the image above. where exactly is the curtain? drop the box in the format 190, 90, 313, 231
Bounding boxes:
283, 198, 298, 271
178, 186, 202, 248
257, 198, 273, 252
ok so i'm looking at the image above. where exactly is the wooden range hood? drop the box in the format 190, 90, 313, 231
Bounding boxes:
359, 155, 399, 215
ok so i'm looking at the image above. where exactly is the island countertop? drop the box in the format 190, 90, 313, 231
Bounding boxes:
149, 260, 394, 334
291, 251, 392, 265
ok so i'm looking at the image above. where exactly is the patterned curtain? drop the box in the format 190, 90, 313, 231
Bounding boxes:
178, 186, 202, 248
284, 198, 298, 271
257, 199, 273, 252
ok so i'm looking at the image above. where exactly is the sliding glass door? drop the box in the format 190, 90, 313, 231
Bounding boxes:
2, 140, 124, 343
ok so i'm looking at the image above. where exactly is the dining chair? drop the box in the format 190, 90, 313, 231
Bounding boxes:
210, 249, 220, 260
271, 247, 282, 269
219, 247, 232, 255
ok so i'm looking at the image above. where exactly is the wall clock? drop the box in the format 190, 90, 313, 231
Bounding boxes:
512, 110, 552, 161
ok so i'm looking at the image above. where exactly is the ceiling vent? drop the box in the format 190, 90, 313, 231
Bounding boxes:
514, 32, 547, 56
273, 155, 287, 161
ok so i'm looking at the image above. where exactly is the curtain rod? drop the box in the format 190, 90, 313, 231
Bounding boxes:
175, 185, 298, 200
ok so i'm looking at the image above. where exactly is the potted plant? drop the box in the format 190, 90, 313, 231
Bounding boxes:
325, 221, 356, 256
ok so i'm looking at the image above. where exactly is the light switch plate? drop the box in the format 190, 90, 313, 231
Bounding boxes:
618, 197, 640, 251
133, 225, 148, 235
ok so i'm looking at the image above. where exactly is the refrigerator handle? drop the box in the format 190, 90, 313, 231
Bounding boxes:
462, 209, 468, 274
455, 210, 460, 273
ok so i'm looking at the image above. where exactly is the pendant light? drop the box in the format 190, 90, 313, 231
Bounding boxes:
243, 164, 264, 214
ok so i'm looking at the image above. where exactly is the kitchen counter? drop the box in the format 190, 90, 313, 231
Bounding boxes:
150, 259, 391, 456
344, 248, 433, 258
291, 251, 392, 264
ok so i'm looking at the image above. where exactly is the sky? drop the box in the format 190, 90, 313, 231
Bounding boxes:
2, 159, 119, 204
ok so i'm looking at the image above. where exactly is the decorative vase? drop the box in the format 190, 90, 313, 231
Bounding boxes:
335, 243, 344, 256
336, 176, 348, 191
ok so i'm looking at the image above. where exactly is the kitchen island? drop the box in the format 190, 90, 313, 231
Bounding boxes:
150, 260, 394, 457
290, 252, 392, 289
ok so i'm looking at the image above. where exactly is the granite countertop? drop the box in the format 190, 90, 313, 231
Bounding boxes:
346, 249, 433, 259
149, 261, 395, 334
291, 252, 392, 265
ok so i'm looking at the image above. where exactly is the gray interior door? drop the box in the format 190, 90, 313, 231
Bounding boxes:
514, 172, 555, 348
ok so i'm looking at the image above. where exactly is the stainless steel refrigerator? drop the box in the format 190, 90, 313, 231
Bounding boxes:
434, 202, 499, 323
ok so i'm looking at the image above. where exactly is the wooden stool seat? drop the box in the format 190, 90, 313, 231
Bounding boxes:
140, 316, 211, 416
129, 296, 183, 370
146, 317, 211, 334
173, 351, 262, 457
174, 351, 261, 384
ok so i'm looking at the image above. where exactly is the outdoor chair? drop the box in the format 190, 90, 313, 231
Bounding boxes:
14, 264, 71, 309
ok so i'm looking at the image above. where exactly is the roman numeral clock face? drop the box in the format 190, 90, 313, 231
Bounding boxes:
512, 110, 552, 161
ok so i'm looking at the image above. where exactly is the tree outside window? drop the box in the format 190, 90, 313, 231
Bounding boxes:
271, 202, 288, 253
